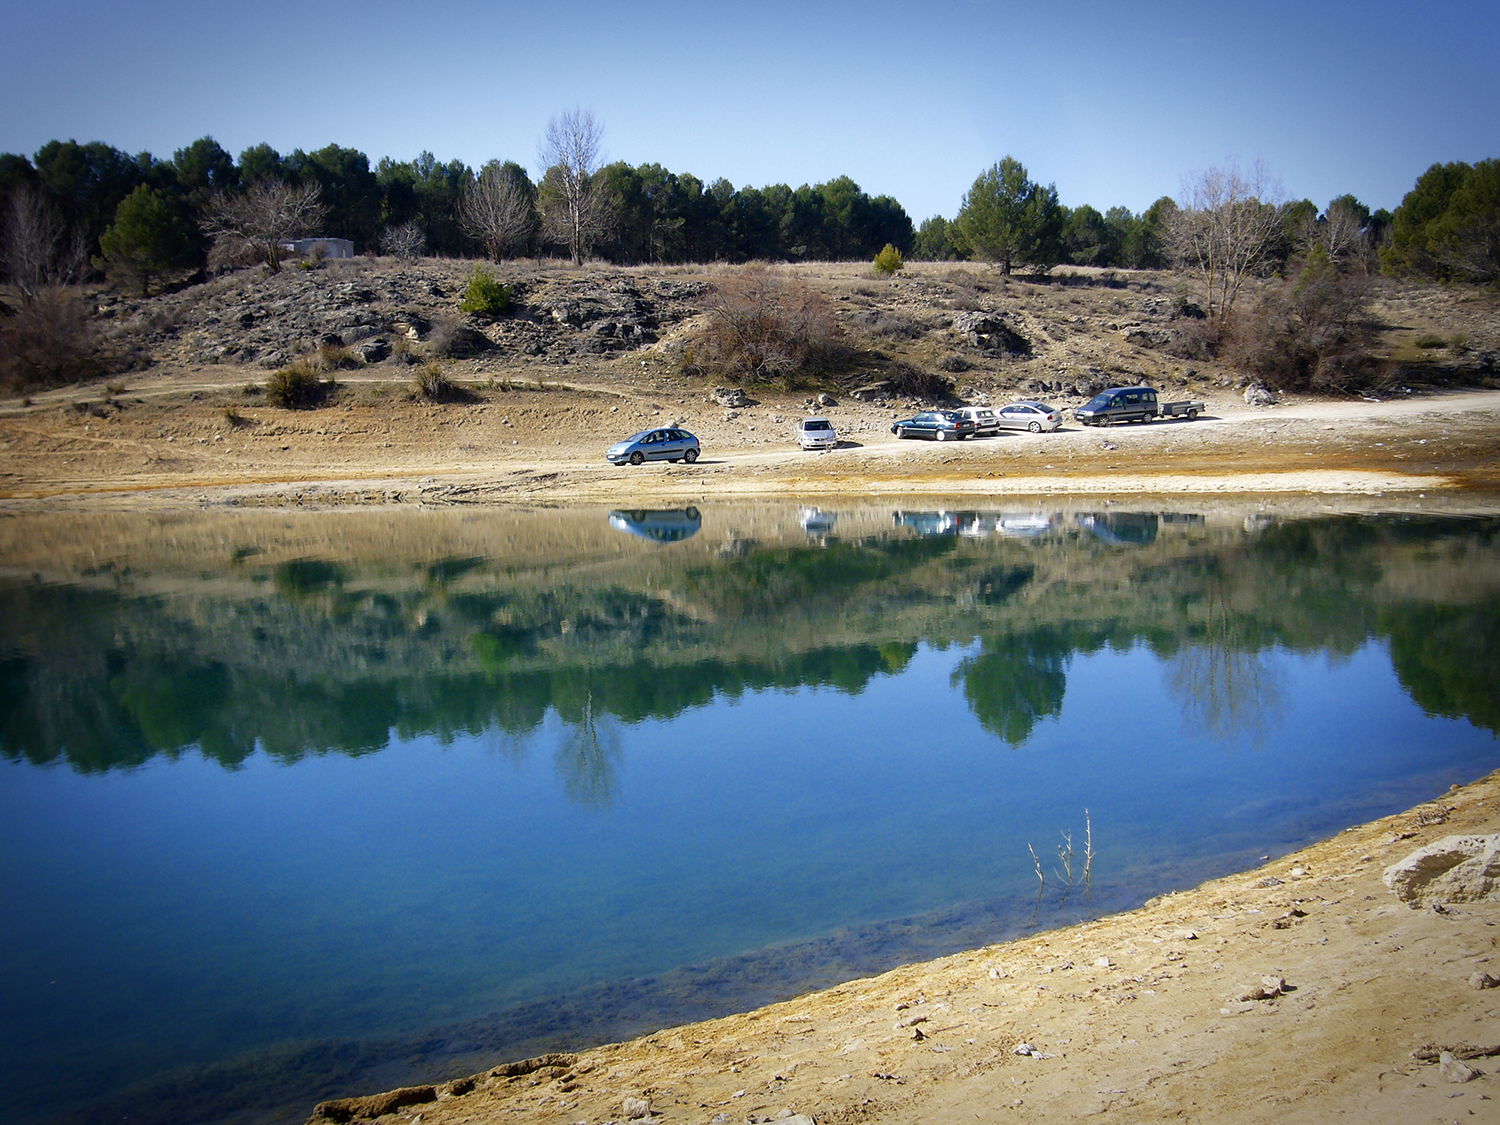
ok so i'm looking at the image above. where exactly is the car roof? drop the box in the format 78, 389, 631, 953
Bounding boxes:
801, 416, 831, 423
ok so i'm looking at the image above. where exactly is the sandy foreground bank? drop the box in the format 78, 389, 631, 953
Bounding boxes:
308, 773, 1500, 1125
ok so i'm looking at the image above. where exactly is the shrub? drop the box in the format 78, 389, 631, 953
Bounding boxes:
884, 361, 954, 400
459, 265, 513, 319
410, 363, 474, 403
315, 341, 361, 371
694, 267, 844, 383
0, 287, 116, 393
265, 362, 332, 409
1225, 248, 1376, 393
873, 243, 905, 275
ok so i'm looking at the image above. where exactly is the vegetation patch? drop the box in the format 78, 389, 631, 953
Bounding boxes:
265, 362, 334, 409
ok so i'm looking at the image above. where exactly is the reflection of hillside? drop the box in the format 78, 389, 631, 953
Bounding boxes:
1, 510, 1497, 774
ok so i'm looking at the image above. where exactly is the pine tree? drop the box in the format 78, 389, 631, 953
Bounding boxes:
98, 184, 196, 294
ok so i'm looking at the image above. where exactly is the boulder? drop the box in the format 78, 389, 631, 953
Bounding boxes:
711, 386, 750, 408
952, 311, 1030, 355
1243, 383, 1278, 407
1383, 834, 1500, 906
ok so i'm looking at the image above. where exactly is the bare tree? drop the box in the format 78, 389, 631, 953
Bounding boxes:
459, 162, 535, 259
2, 184, 88, 302
379, 219, 426, 261
536, 107, 615, 264
200, 179, 327, 272
1166, 161, 1283, 322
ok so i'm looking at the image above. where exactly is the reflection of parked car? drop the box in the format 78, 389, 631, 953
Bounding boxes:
954, 406, 999, 434
891, 411, 976, 441
996, 401, 1063, 432
609, 507, 702, 543
799, 506, 838, 535
893, 510, 962, 535
606, 428, 700, 465
1077, 512, 1159, 545
796, 417, 839, 450
995, 513, 1054, 537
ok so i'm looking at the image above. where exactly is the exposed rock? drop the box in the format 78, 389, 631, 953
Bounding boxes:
1440, 1051, 1483, 1082
623, 1093, 653, 1118
952, 310, 1031, 356
1243, 382, 1278, 407
1469, 972, 1500, 990
1383, 834, 1500, 906
711, 386, 750, 407
308, 1084, 437, 1122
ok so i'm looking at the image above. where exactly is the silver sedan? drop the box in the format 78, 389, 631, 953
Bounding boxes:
995, 401, 1063, 433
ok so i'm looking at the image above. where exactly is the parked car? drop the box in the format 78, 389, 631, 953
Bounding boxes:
796, 416, 839, 450
954, 406, 999, 434
1074, 387, 1205, 426
890, 411, 977, 441
606, 427, 701, 465
995, 401, 1063, 432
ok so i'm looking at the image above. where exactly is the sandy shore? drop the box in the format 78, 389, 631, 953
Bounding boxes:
308, 772, 1500, 1125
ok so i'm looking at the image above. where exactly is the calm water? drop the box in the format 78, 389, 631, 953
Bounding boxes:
1, 503, 1497, 1124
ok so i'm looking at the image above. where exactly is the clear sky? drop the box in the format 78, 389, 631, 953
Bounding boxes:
3, 0, 1496, 223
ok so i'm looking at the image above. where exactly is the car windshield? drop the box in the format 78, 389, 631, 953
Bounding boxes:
1083, 394, 1111, 410
804, 420, 832, 431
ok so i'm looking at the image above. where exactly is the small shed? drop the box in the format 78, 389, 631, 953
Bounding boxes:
282, 237, 355, 259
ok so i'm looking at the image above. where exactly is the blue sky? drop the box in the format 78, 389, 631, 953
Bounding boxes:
3, 0, 1495, 222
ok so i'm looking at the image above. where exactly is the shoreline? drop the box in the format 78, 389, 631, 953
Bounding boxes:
309, 770, 1500, 1124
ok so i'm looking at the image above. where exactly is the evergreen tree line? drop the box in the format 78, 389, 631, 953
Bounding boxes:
0, 136, 1493, 296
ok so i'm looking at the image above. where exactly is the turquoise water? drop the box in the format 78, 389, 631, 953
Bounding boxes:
1, 504, 1496, 1123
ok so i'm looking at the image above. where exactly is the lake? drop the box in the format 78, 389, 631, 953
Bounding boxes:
1, 501, 1496, 1124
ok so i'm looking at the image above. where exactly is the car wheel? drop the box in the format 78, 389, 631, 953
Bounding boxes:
1186, 408, 1199, 420
895, 426, 906, 438
629, 451, 644, 466
684, 448, 699, 463
1028, 421, 1042, 433
937, 429, 951, 441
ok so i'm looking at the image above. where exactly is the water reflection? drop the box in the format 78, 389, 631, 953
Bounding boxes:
2, 507, 1498, 783
608, 506, 702, 543
2, 503, 1498, 1125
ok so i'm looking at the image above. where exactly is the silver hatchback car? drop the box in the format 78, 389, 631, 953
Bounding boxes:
606, 427, 701, 466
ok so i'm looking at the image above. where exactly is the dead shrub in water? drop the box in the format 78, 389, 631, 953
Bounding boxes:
693, 267, 844, 384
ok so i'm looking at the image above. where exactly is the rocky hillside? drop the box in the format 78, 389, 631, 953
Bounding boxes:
73, 256, 1500, 406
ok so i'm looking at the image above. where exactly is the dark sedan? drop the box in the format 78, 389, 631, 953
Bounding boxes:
890, 410, 977, 441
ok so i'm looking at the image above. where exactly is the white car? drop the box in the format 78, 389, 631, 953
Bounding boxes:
796, 416, 839, 450
955, 406, 999, 434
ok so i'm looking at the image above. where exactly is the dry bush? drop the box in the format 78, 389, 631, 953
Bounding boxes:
883, 361, 954, 401
692, 267, 845, 383
265, 361, 333, 409
1224, 254, 1378, 392
0, 287, 127, 392
409, 363, 475, 403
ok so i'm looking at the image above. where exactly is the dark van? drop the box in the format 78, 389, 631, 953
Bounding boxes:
1075, 387, 1204, 426
1075, 387, 1158, 425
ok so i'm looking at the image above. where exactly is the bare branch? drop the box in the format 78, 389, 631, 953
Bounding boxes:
200, 180, 327, 273
2, 185, 88, 301
536, 108, 614, 264
1166, 161, 1283, 321
459, 164, 535, 260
